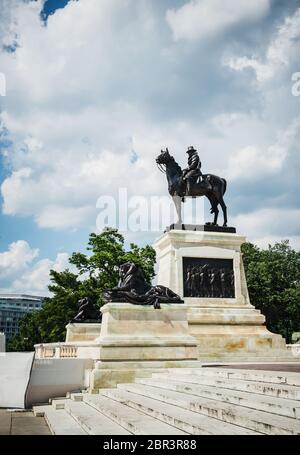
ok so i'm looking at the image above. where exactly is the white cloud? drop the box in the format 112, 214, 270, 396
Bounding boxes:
225, 7, 300, 82
0, 240, 39, 279
12, 252, 69, 295
233, 208, 300, 241
166, 0, 270, 42
36, 205, 95, 230
0, 239, 69, 295
0, 0, 20, 48
227, 117, 300, 180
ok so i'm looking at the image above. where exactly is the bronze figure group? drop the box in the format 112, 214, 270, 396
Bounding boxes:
184, 264, 234, 298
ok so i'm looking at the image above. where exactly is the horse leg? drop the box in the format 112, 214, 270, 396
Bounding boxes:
213, 205, 219, 225
206, 194, 219, 225
219, 197, 227, 226
172, 195, 182, 225
214, 194, 227, 226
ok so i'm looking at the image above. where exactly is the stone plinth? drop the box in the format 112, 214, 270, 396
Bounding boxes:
96, 302, 197, 361
153, 229, 288, 360
154, 229, 249, 306
65, 323, 101, 342
89, 302, 201, 389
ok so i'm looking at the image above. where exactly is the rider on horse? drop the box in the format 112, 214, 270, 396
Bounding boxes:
182, 146, 211, 192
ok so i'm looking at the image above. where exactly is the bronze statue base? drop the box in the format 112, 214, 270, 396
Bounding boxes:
165, 224, 236, 233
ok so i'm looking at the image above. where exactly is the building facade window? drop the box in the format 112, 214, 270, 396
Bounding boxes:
0, 294, 44, 341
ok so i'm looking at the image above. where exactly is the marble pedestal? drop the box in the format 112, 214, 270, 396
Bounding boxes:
66, 323, 101, 342
153, 229, 288, 361
89, 302, 201, 390
35, 303, 201, 389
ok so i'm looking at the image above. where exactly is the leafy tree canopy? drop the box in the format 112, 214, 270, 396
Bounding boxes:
242, 240, 300, 343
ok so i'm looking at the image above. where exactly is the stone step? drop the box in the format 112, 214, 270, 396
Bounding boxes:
99, 388, 260, 435
136, 377, 300, 419
70, 392, 85, 401
51, 399, 66, 410
199, 355, 299, 362
116, 383, 300, 435
33, 405, 87, 435
83, 393, 188, 435
64, 399, 130, 435
162, 368, 300, 386
198, 349, 292, 355
198, 352, 300, 362
150, 372, 300, 401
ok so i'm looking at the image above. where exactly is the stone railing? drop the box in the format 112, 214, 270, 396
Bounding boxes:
35, 343, 78, 359
287, 343, 300, 357
60, 345, 77, 358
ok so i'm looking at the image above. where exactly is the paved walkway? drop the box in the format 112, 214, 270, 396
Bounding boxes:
0, 410, 51, 435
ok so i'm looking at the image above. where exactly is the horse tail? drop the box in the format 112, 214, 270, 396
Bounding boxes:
222, 178, 227, 196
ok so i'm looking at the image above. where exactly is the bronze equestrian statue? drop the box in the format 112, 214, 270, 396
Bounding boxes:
156, 146, 228, 226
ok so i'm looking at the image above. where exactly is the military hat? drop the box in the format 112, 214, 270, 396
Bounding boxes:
186, 146, 197, 154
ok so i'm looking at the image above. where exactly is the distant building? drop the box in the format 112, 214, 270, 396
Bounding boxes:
0, 332, 5, 352
0, 294, 44, 342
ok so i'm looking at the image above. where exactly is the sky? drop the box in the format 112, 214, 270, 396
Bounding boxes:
0, 0, 300, 296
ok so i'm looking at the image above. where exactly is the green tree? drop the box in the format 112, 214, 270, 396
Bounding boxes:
8, 228, 156, 351
242, 240, 300, 343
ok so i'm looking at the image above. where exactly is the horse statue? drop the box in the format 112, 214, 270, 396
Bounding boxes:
156, 148, 228, 226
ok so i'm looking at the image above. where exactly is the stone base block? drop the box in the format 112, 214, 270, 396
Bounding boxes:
187, 306, 290, 361
153, 229, 250, 306
96, 302, 198, 362
188, 306, 286, 359
65, 323, 101, 342
188, 306, 265, 325
88, 302, 200, 389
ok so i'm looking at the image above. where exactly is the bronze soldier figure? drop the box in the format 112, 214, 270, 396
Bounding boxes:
182, 146, 211, 194
185, 265, 192, 296
182, 146, 201, 182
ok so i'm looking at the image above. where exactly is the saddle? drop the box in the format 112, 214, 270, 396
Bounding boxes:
183, 173, 212, 194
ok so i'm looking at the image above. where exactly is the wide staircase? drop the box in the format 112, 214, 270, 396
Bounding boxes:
33, 367, 300, 435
